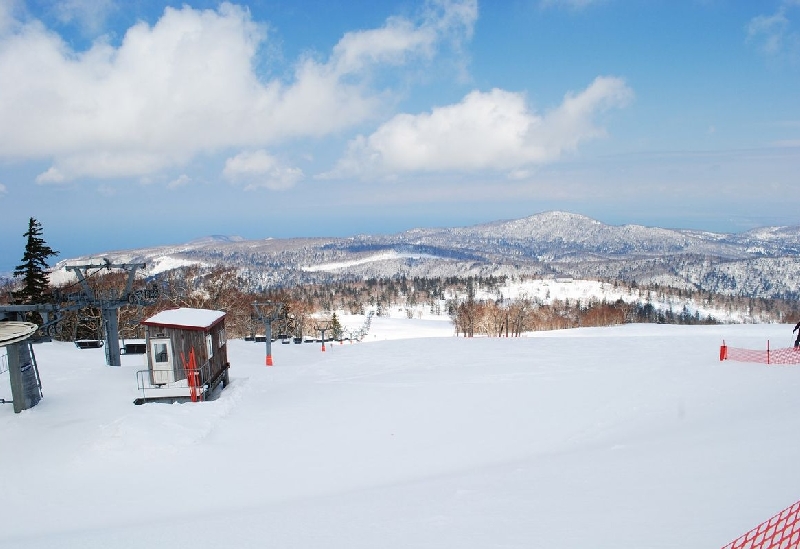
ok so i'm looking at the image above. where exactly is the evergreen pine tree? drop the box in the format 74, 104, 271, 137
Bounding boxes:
330, 312, 343, 340
13, 217, 59, 304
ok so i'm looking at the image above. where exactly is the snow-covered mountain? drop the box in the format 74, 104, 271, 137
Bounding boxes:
52, 211, 800, 299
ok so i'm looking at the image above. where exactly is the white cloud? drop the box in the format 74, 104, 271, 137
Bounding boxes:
0, 2, 11, 34
0, 182, 6, 196
223, 150, 304, 191
331, 17, 435, 75
747, 1, 800, 57
35, 166, 67, 184
325, 76, 633, 178
52, 0, 117, 36
0, 0, 21, 35
747, 11, 790, 54
0, 1, 476, 182
97, 183, 116, 196
539, 0, 604, 10
42, 151, 177, 181
167, 174, 191, 190
329, 0, 475, 75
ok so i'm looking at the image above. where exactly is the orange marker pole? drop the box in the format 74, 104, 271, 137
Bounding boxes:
265, 321, 274, 366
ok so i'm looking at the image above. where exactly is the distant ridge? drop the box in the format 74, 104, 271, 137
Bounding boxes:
187, 235, 247, 245
51, 211, 800, 300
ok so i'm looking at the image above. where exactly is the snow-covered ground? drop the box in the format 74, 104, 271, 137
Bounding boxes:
302, 251, 442, 272
354, 277, 767, 325
478, 278, 761, 323
2, 319, 800, 548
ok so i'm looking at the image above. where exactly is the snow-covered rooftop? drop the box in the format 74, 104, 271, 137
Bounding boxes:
142, 307, 225, 330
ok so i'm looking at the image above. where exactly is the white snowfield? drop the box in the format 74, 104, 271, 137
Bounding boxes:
1, 318, 799, 548
301, 251, 441, 272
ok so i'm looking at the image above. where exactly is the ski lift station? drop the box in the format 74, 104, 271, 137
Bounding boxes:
136, 307, 231, 404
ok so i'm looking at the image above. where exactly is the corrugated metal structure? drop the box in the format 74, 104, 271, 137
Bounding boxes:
136, 308, 230, 404
0, 321, 42, 413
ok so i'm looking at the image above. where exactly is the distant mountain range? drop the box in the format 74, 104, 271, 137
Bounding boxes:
51, 211, 800, 300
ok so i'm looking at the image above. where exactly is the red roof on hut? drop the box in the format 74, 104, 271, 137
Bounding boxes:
141, 308, 225, 331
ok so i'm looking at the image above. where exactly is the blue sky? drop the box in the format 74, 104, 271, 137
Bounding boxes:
0, 0, 799, 271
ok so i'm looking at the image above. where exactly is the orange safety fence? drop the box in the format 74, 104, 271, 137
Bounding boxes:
719, 341, 800, 365
721, 499, 800, 549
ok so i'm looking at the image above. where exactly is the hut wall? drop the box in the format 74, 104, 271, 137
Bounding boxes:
145, 323, 228, 385
207, 323, 229, 382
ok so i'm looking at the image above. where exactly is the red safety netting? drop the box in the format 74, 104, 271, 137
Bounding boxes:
721, 500, 800, 549
719, 342, 800, 365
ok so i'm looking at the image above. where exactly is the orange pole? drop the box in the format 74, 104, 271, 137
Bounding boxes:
184, 348, 198, 402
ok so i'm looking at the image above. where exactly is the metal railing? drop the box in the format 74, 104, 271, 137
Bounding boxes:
135, 359, 211, 402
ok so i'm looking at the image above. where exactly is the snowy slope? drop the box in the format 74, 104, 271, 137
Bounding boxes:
1, 321, 800, 548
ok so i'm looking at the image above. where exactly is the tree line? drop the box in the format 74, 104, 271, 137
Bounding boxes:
5, 218, 800, 341
5, 263, 800, 341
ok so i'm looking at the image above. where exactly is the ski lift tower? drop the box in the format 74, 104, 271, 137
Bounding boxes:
0, 321, 42, 413
314, 320, 332, 352
66, 261, 155, 367
253, 301, 285, 366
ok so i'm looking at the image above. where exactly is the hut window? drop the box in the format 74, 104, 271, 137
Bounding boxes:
206, 334, 213, 358
154, 342, 169, 363
219, 327, 226, 348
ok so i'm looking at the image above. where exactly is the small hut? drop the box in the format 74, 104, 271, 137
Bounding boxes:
137, 308, 230, 403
